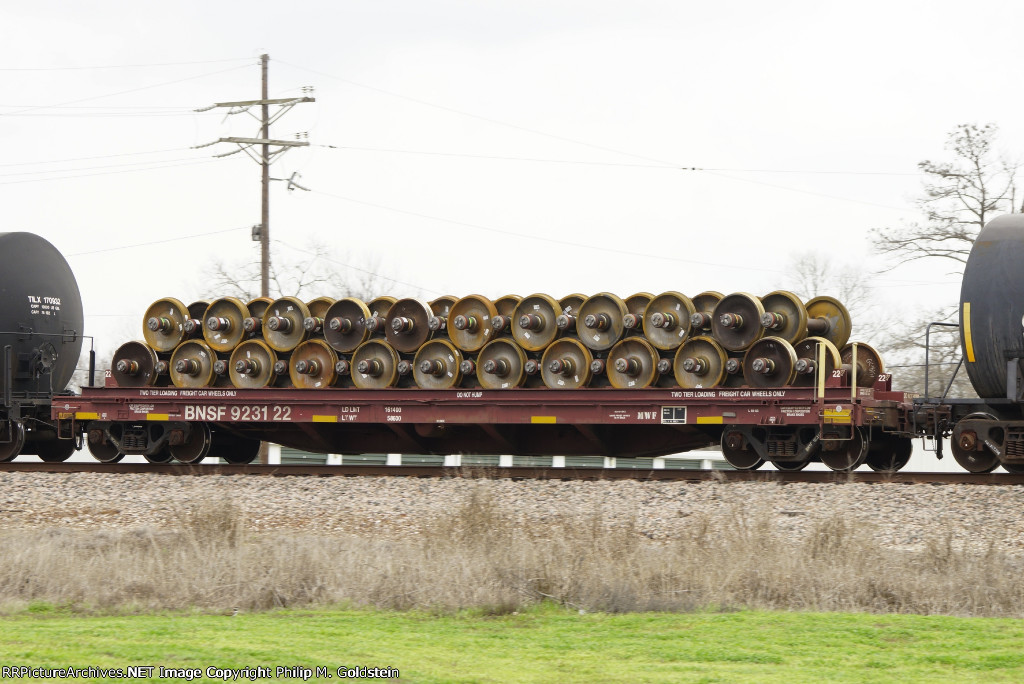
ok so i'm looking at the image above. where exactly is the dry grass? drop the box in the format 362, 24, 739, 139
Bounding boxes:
1, 489, 1022, 617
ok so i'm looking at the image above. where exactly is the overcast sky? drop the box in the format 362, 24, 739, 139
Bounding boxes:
4, 1, 1022, 358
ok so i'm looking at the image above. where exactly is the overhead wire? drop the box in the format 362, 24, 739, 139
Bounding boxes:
0, 63, 253, 117
66, 226, 251, 257
0, 57, 253, 71
307, 188, 958, 286
322, 144, 924, 177
0, 147, 197, 168
0, 155, 244, 186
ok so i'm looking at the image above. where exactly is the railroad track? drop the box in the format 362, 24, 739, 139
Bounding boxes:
1, 461, 1022, 484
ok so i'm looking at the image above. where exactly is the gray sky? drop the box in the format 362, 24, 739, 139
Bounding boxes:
4, 0, 1021, 357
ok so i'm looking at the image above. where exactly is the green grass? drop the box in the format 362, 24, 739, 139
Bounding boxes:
2, 605, 1024, 683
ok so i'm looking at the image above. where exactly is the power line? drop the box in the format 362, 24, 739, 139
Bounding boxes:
0, 147, 194, 168
66, 226, 250, 257
703, 171, 915, 212
0, 64, 252, 117
0, 156, 243, 186
307, 188, 957, 286
0, 155, 210, 179
0, 57, 253, 72
322, 143, 924, 177
277, 60, 682, 168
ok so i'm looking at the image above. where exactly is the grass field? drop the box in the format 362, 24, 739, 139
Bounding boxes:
3, 605, 1024, 683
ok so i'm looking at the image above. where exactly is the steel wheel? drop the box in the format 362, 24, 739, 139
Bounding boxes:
87, 430, 123, 463
169, 423, 212, 464
865, 436, 913, 472
34, 439, 76, 463
951, 441, 999, 473
772, 459, 809, 471
0, 421, 26, 462
143, 448, 173, 464
951, 412, 1001, 473
721, 429, 764, 470
210, 432, 261, 464
820, 426, 868, 472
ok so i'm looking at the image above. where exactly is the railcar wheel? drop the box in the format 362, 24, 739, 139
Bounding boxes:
210, 433, 261, 464
865, 436, 913, 472
820, 427, 868, 472
143, 448, 173, 464
35, 440, 76, 463
87, 430, 123, 463
721, 428, 764, 470
1002, 463, 1024, 473
0, 421, 26, 462
169, 423, 212, 464
772, 459, 809, 471
951, 413, 1001, 473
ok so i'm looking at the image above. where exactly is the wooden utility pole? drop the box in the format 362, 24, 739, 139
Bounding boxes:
197, 53, 315, 297
260, 54, 270, 297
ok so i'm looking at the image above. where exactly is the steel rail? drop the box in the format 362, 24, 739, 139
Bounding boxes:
0, 461, 1022, 484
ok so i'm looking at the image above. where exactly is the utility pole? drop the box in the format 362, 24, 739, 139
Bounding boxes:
196, 53, 315, 297
260, 54, 270, 298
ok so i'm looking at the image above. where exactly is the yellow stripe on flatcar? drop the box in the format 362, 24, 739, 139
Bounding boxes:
146, 414, 169, 421
824, 408, 852, 424
962, 301, 976, 363
696, 416, 724, 424
312, 415, 337, 423
75, 412, 99, 420
531, 416, 557, 424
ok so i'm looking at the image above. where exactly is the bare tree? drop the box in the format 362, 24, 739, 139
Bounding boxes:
871, 123, 1017, 268
866, 123, 1017, 396
204, 242, 411, 302
782, 252, 883, 346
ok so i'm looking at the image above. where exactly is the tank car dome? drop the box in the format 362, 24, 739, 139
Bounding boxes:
960, 214, 1024, 399
0, 232, 84, 393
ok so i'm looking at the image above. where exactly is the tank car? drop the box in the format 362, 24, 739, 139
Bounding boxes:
923, 213, 1024, 472
0, 232, 85, 462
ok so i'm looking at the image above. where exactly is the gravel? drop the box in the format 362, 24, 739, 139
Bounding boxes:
1, 472, 1021, 556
